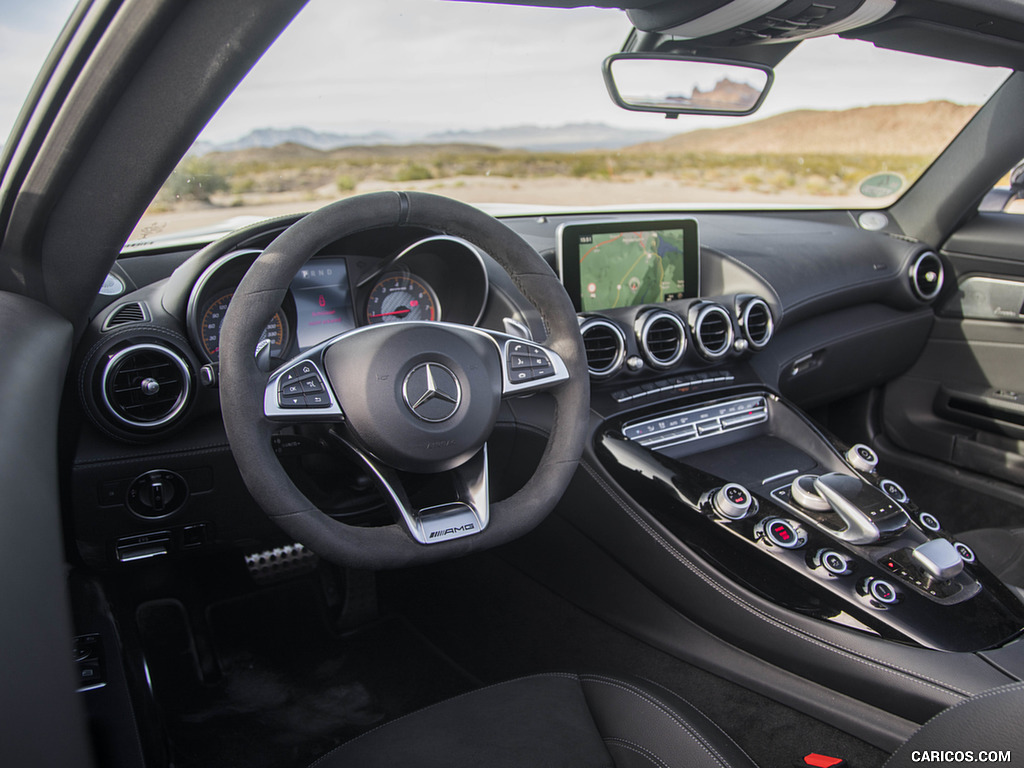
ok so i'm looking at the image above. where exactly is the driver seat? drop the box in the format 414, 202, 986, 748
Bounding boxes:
310, 673, 1024, 768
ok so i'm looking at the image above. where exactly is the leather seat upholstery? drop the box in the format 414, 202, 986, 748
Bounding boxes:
311, 673, 758, 768
311, 675, 1024, 768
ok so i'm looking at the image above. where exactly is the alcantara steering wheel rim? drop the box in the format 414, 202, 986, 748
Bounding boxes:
218, 191, 589, 569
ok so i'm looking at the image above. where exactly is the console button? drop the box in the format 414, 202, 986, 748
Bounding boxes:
758, 518, 807, 549
846, 443, 878, 472
880, 479, 909, 503
862, 577, 900, 606
814, 548, 854, 576
954, 541, 977, 563
712, 483, 754, 520
918, 512, 941, 532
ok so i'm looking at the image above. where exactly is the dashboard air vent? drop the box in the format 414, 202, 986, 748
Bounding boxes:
740, 298, 774, 349
637, 310, 686, 369
909, 251, 944, 301
103, 302, 148, 330
101, 343, 192, 429
691, 304, 734, 360
580, 317, 626, 378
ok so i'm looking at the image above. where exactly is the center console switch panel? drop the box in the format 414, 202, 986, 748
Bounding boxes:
597, 390, 1024, 652
622, 395, 767, 450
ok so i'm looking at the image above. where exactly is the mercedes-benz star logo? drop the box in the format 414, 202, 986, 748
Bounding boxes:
402, 363, 462, 422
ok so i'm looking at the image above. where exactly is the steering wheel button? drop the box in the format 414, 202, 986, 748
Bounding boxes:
532, 364, 555, 379
281, 382, 304, 397
305, 393, 330, 408
279, 394, 307, 408
512, 370, 531, 382
510, 355, 532, 369
300, 377, 324, 393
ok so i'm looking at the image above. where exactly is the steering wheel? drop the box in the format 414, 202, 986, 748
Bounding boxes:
219, 191, 589, 569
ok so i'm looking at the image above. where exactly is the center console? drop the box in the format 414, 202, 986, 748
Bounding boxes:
596, 390, 1024, 652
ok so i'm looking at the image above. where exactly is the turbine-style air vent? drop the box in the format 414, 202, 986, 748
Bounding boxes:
740, 298, 774, 349
103, 302, 148, 330
100, 343, 192, 429
580, 317, 626, 378
691, 304, 734, 360
910, 251, 944, 301
637, 310, 686, 369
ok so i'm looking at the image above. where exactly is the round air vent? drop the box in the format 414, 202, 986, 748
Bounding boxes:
100, 343, 193, 429
636, 310, 686, 369
580, 317, 626, 378
739, 298, 774, 349
909, 251, 944, 301
691, 303, 735, 360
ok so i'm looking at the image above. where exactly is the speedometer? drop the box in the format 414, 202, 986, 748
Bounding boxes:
365, 274, 439, 324
200, 291, 287, 361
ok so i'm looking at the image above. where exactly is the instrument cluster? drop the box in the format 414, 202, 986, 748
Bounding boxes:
186, 235, 490, 367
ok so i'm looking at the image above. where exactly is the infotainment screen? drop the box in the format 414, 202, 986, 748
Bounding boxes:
291, 258, 356, 349
557, 219, 699, 312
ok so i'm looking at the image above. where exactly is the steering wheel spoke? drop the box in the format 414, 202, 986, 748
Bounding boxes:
332, 431, 489, 544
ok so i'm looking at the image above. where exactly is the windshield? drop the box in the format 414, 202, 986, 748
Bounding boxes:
130, 0, 1009, 244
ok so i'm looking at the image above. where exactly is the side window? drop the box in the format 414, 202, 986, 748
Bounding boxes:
980, 160, 1024, 213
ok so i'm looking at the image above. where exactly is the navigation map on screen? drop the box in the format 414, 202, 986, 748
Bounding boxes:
577, 227, 686, 311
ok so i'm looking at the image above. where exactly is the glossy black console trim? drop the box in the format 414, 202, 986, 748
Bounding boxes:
594, 389, 1024, 652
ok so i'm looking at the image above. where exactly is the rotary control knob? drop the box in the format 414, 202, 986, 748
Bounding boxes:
846, 443, 878, 472
712, 483, 755, 520
790, 474, 831, 511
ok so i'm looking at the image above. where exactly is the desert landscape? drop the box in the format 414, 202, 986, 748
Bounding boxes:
130, 101, 979, 243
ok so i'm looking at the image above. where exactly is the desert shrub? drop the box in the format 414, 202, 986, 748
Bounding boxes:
158, 156, 229, 203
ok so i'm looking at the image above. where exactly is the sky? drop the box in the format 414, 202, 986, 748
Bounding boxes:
0, 0, 1012, 146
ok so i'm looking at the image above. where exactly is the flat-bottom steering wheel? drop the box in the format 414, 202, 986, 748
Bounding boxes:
219, 191, 589, 569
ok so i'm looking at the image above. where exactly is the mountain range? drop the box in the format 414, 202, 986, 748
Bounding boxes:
628, 101, 979, 156
193, 122, 675, 154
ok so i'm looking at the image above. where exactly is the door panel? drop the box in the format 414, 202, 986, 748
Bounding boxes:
883, 213, 1024, 488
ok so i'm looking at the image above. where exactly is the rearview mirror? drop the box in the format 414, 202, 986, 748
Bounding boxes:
603, 54, 773, 117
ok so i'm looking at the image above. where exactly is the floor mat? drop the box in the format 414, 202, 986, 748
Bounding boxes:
140, 579, 478, 768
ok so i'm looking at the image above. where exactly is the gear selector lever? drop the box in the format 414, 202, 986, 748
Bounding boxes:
813, 473, 911, 545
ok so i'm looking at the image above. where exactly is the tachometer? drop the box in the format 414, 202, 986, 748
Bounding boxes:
365, 273, 439, 324
200, 291, 287, 361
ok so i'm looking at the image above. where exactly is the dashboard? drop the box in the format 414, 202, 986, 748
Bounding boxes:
64, 205, 1024, 695
68, 209, 947, 580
